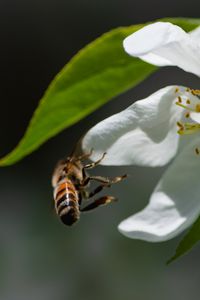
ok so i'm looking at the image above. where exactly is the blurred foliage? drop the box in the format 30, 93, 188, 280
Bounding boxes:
168, 217, 200, 264
0, 17, 200, 166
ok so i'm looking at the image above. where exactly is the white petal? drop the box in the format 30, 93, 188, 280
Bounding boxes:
190, 112, 200, 123
118, 136, 200, 242
82, 86, 190, 166
189, 25, 200, 41
123, 22, 200, 77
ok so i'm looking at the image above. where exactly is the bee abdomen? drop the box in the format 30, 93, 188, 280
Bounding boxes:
54, 179, 80, 226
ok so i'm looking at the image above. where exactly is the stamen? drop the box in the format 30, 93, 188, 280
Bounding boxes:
178, 123, 200, 135
176, 102, 195, 112
176, 121, 184, 134
185, 112, 190, 118
196, 104, 200, 112
175, 89, 200, 141
195, 148, 200, 155
177, 121, 183, 128
176, 99, 200, 113
175, 87, 179, 93
178, 96, 182, 103
191, 89, 200, 96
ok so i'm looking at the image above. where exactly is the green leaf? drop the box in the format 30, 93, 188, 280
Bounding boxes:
1, 18, 200, 166
167, 216, 200, 264
162, 17, 200, 31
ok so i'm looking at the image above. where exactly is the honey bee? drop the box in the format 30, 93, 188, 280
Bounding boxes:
52, 150, 126, 226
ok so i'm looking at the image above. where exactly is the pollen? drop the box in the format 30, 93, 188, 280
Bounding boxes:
191, 89, 200, 96
178, 96, 182, 103
177, 121, 183, 128
177, 123, 200, 135
175, 89, 200, 138
176, 121, 184, 134
186, 99, 191, 104
185, 112, 190, 118
196, 104, 200, 112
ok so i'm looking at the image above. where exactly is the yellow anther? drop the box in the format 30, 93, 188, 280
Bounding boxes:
175, 87, 200, 144
186, 99, 191, 104
191, 89, 200, 96
177, 128, 184, 135
195, 104, 200, 112
184, 123, 200, 133
195, 148, 200, 155
175, 87, 179, 93
177, 121, 183, 128
178, 96, 182, 103
185, 112, 190, 118
177, 123, 200, 135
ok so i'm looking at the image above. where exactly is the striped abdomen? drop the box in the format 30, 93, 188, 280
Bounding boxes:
54, 178, 80, 226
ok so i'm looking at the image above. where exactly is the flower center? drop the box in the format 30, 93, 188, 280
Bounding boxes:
175, 87, 200, 154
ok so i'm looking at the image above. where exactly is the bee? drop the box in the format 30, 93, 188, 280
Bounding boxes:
52, 150, 126, 226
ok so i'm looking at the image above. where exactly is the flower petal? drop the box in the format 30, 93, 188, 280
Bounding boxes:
118, 136, 200, 242
82, 86, 189, 166
190, 25, 200, 42
123, 22, 200, 77
190, 112, 200, 123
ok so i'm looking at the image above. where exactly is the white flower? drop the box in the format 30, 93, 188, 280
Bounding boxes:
82, 22, 200, 242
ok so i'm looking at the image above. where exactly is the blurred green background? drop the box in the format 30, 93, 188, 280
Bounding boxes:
0, 1, 200, 299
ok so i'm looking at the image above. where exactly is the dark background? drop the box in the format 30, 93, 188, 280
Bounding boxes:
0, 1, 200, 299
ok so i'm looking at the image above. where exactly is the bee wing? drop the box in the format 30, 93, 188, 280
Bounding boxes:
52, 160, 66, 187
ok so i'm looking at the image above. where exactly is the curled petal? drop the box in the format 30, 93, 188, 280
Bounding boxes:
118, 136, 200, 241
82, 86, 190, 166
123, 22, 200, 77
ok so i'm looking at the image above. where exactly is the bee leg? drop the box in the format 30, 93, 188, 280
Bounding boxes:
88, 174, 127, 184
83, 152, 106, 170
80, 174, 108, 187
79, 183, 109, 202
88, 183, 110, 198
78, 192, 83, 205
80, 196, 117, 212
88, 174, 127, 198
80, 174, 127, 188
